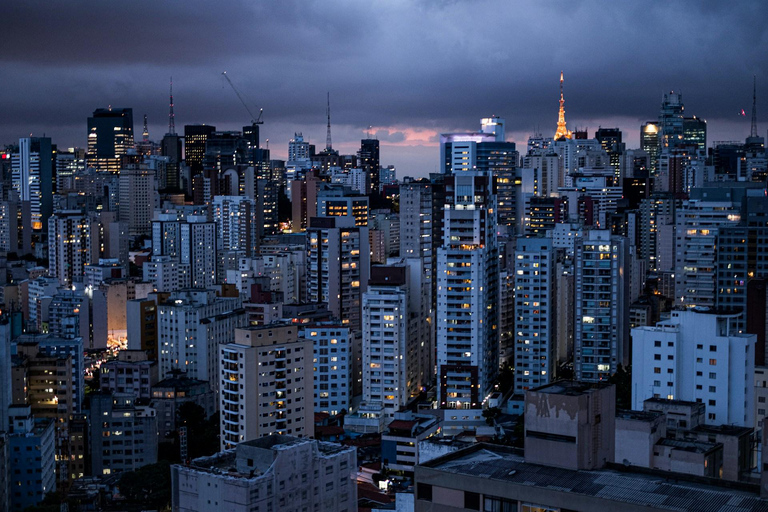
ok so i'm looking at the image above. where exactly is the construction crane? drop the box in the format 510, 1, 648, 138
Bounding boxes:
221, 71, 263, 124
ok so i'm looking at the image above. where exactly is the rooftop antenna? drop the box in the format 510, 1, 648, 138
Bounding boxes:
142, 114, 149, 141
326, 92, 332, 151
168, 77, 176, 135
751, 75, 758, 138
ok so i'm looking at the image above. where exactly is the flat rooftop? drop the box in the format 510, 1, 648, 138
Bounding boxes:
531, 380, 611, 397
420, 445, 768, 511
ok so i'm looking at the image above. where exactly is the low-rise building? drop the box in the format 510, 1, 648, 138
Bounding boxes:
381, 413, 440, 474
172, 435, 357, 512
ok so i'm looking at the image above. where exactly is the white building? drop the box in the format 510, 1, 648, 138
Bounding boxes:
436, 172, 500, 409
212, 195, 259, 257
118, 164, 156, 236
302, 324, 353, 416
631, 309, 755, 427
143, 255, 186, 292
172, 435, 357, 512
573, 229, 629, 382
514, 237, 556, 393
181, 216, 217, 288
219, 325, 313, 450
158, 289, 245, 390
363, 259, 430, 419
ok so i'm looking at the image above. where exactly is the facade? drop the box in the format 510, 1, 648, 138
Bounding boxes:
363, 260, 430, 419
514, 237, 557, 393
86, 107, 134, 173
573, 229, 629, 382
99, 350, 158, 400
302, 324, 353, 416
219, 325, 313, 450
436, 172, 500, 409
631, 309, 755, 426
48, 210, 100, 287
306, 215, 370, 331
381, 413, 440, 474
158, 289, 245, 388
213, 195, 259, 257
8, 406, 56, 512
152, 375, 215, 439
172, 435, 357, 512
118, 164, 155, 236
88, 393, 158, 476
11, 137, 53, 232
316, 185, 369, 226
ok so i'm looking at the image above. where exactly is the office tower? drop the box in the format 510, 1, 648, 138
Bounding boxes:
316, 184, 369, 226
573, 229, 629, 382
632, 310, 754, 426
362, 261, 429, 419
88, 393, 157, 476
526, 196, 568, 236
641, 122, 660, 175
172, 436, 357, 512
358, 138, 380, 194
212, 195, 259, 257
436, 172, 499, 408
11, 137, 53, 232
683, 116, 707, 150
47, 211, 100, 287
595, 127, 623, 178
440, 119, 518, 231
161, 133, 182, 190
302, 324, 353, 415
55, 147, 85, 193
513, 238, 557, 393
674, 195, 740, 307
118, 164, 156, 236
219, 325, 313, 449
243, 162, 279, 237
202, 131, 250, 172
8, 406, 56, 511
158, 289, 245, 389
306, 216, 370, 330
86, 107, 134, 172
659, 92, 684, 152
184, 124, 216, 175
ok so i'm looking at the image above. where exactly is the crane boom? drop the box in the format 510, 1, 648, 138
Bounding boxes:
222, 71, 263, 124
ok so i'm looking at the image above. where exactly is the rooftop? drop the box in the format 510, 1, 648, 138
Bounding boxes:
420, 444, 768, 511
531, 380, 612, 397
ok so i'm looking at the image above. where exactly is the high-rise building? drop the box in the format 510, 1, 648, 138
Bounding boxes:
595, 127, 623, 178
181, 216, 217, 288
86, 107, 134, 172
358, 138, 380, 194
219, 325, 313, 449
362, 261, 430, 419
302, 324, 354, 416
172, 435, 357, 512
306, 216, 370, 331
118, 164, 155, 236
513, 237, 557, 393
11, 137, 54, 232
316, 184, 369, 226
161, 133, 183, 190
184, 124, 216, 175
88, 393, 157, 476
641, 122, 660, 175
683, 116, 707, 150
158, 289, 245, 389
436, 172, 499, 408
212, 195, 259, 257
47, 211, 100, 287
659, 92, 684, 152
632, 310, 755, 426
8, 406, 56, 512
573, 229, 629, 382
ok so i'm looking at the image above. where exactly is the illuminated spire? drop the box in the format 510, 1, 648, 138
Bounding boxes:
168, 77, 176, 135
555, 71, 572, 140
326, 92, 332, 151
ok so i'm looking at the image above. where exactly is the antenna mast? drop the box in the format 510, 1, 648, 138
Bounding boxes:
326, 92, 332, 151
142, 114, 149, 141
168, 77, 176, 135
751, 75, 758, 138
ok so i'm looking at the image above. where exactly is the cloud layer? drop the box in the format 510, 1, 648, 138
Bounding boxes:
2, 1, 766, 177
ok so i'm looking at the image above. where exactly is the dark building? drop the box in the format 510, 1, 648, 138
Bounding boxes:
641, 121, 660, 174
161, 134, 183, 190
595, 127, 623, 176
358, 138, 380, 194
183, 124, 216, 175
683, 116, 707, 150
86, 108, 134, 172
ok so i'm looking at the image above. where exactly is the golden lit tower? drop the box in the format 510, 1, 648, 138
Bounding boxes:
555, 71, 573, 140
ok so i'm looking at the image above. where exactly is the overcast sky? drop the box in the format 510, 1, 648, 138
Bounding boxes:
2, 1, 766, 178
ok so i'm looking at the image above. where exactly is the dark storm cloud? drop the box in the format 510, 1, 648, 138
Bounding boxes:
2, 1, 768, 175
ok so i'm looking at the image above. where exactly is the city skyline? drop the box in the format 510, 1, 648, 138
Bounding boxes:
2, 1, 766, 177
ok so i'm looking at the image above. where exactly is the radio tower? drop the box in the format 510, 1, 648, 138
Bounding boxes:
142, 114, 149, 141
168, 77, 176, 135
751, 75, 758, 138
325, 92, 332, 151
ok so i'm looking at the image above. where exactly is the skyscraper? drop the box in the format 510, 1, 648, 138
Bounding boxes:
12, 137, 53, 232
86, 107, 134, 172
358, 138, 380, 194
641, 122, 660, 175
212, 195, 259, 257
436, 172, 499, 408
573, 229, 628, 382
184, 124, 216, 175
48, 211, 100, 287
